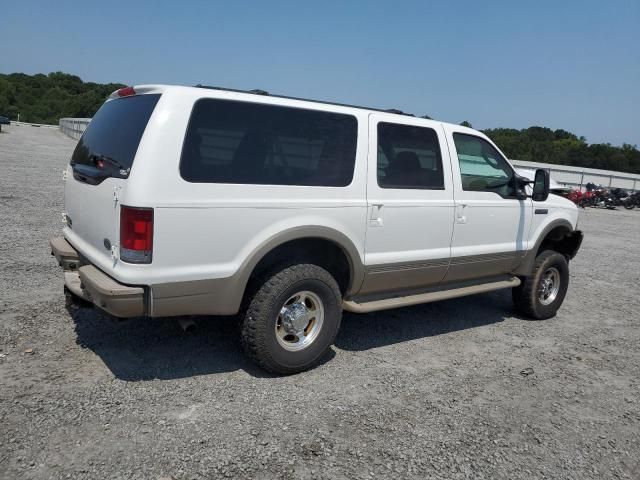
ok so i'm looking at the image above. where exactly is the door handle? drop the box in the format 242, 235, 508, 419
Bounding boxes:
370, 204, 383, 227
456, 204, 467, 224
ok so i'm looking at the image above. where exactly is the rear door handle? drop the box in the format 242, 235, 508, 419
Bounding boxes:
370, 204, 383, 227
456, 204, 467, 224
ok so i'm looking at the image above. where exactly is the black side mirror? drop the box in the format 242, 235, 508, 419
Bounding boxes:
532, 169, 550, 202
513, 174, 528, 200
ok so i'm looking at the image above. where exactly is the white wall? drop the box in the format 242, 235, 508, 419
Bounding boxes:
511, 160, 639, 192
59, 118, 91, 140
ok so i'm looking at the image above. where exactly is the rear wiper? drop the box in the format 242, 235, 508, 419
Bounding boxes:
89, 154, 130, 175
70, 153, 130, 185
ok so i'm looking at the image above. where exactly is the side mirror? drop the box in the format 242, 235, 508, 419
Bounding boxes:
513, 174, 529, 200
532, 169, 550, 202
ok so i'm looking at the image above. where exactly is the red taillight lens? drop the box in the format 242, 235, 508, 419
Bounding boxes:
117, 86, 136, 97
120, 206, 153, 263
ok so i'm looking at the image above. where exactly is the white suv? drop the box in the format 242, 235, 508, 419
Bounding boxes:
51, 85, 583, 374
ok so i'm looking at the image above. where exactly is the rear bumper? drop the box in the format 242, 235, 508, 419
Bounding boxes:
50, 236, 81, 270
50, 237, 146, 318
77, 265, 145, 317
50, 236, 244, 317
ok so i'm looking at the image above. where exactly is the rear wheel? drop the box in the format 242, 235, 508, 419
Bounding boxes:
240, 263, 342, 374
513, 250, 569, 320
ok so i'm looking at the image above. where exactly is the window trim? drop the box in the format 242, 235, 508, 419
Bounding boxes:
376, 121, 446, 191
452, 132, 518, 199
178, 97, 359, 187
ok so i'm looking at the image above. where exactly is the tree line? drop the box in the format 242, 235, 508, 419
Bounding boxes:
1, 72, 639, 174
0, 72, 124, 125
480, 125, 640, 175
426, 118, 640, 175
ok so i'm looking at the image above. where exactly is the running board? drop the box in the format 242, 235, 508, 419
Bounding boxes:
343, 277, 521, 313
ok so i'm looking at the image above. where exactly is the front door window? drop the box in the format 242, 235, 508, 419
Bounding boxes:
453, 133, 515, 198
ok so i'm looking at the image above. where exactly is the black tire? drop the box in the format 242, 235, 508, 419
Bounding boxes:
512, 250, 569, 320
623, 200, 635, 210
240, 263, 342, 375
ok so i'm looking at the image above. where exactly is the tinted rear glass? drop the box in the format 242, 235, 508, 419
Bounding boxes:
70, 94, 160, 176
180, 99, 358, 186
377, 122, 444, 190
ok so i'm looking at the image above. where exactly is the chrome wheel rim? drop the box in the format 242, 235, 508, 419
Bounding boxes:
275, 291, 324, 352
538, 267, 560, 305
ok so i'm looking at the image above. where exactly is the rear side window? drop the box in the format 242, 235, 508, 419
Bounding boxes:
377, 122, 444, 189
70, 94, 160, 177
180, 99, 358, 186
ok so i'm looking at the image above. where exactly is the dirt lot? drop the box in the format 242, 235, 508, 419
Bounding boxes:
1, 124, 639, 479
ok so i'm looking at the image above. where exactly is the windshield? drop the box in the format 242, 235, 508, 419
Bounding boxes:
70, 94, 160, 179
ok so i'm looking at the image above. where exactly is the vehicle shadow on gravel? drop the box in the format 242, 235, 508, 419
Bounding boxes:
68, 307, 285, 380
68, 289, 512, 381
336, 289, 513, 351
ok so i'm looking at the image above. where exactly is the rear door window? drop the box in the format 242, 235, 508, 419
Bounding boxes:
70, 94, 160, 180
377, 122, 445, 189
180, 99, 358, 186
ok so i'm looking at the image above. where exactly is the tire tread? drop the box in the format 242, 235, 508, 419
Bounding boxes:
240, 263, 341, 374
513, 250, 569, 320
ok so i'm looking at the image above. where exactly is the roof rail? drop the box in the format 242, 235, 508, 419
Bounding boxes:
384, 108, 414, 117
193, 84, 417, 117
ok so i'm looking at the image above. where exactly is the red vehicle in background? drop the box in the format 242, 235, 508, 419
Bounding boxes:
568, 183, 628, 209
568, 188, 596, 208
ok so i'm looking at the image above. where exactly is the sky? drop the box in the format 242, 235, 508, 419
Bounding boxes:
1, 0, 639, 146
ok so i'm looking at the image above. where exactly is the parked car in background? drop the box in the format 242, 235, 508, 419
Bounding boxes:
0, 115, 11, 125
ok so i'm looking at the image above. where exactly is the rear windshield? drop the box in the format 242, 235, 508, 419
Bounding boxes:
70, 94, 160, 177
180, 98, 358, 186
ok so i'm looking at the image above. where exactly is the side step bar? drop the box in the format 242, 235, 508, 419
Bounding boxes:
343, 277, 521, 313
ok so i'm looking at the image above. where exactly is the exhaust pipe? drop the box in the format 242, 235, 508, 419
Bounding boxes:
177, 317, 197, 333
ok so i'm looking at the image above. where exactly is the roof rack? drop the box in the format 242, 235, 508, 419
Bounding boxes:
384, 108, 413, 116
194, 84, 415, 117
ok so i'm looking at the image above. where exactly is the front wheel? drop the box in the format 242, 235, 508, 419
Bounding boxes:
240, 263, 342, 374
512, 250, 569, 320
623, 200, 635, 210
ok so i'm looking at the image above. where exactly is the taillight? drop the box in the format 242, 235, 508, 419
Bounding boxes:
117, 86, 136, 97
120, 206, 153, 264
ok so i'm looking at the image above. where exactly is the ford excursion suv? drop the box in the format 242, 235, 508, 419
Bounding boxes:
51, 85, 583, 374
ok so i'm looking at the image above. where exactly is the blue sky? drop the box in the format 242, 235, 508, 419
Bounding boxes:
1, 0, 638, 146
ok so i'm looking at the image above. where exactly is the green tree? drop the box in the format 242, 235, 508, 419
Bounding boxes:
0, 71, 124, 124
482, 125, 640, 174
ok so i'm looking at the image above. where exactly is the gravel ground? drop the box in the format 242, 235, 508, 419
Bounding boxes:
1, 123, 639, 479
